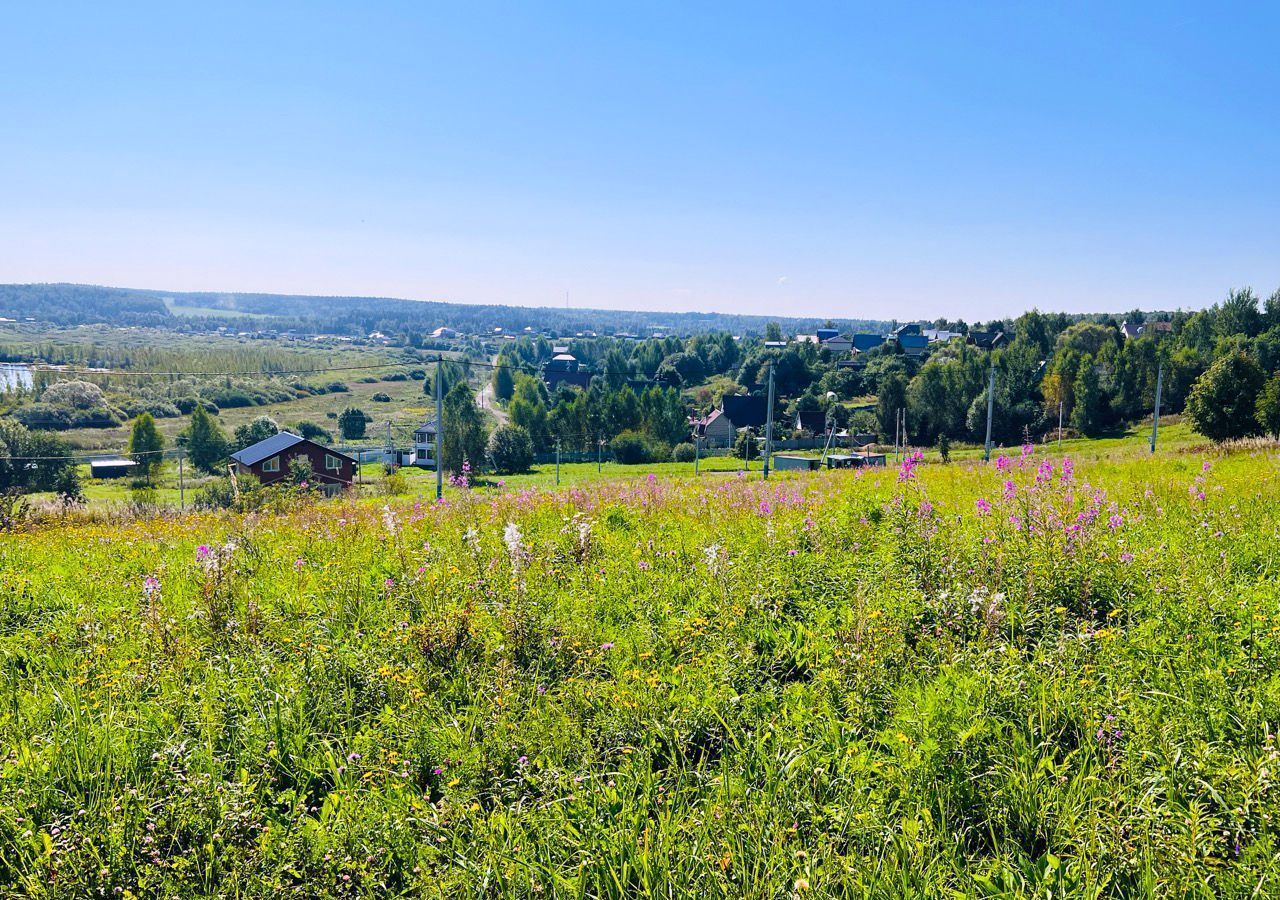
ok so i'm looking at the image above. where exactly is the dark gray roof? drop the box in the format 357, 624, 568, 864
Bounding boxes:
231, 432, 356, 466
229, 432, 305, 466
722, 394, 768, 429
89, 457, 137, 468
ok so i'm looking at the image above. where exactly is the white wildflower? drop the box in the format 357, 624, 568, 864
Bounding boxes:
704, 543, 723, 573
504, 522, 523, 557
381, 505, 399, 534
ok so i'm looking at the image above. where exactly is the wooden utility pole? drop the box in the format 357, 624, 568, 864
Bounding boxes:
435, 354, 444, 500
763, 362, 775, 480
1150, 361, 1164, 454
983, 363, 996, 462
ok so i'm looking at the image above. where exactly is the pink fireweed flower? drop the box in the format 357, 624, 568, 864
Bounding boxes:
1060, 457, 1074, 483
384, 577, 394, 590
196, 544, 211, 560
1119, 552, 1134, 563
758, 499, 773, 516
600, 642, 614, 651
975, 498, 991, 516
1002, 479, 1017, 500
1035, 459, 1054, 484
1108, 514, 1123, 529
1021, 442, 1034, 458
995, 455, 1011, 471
898, 450, 923, 482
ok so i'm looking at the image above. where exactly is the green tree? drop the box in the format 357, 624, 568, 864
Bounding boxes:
442, 382, 488, 474
52, 465, 84, 504
338, 407, 368, 440
656, 352, 705, 387
509, 375, 550, 448
0, 420, 75, 493
127, 412, 165, 483
1185, 350, 1265, 442
1257, 372, 1280, 439
764, 322, 783, 343
1215, 287, 1262, 339
492, 358, 516, 403
487, 424, 534, 473
876, 372, 908, 441
182, 405, 229, 474
426, 359, 469, 397
1055, 321, 1115, 357
640, 385, 688, 446
232, 415, 279, 452
1069, 356, 1109, 436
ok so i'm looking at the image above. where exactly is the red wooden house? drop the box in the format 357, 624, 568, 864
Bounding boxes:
229, 433, 355, 495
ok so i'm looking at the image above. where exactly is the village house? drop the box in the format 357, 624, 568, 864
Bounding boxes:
543, 353, 592, 391
793, 409, 828, 435
968, 331, 1006, 350
229, 432, 355, 495
1120, 320, 1171, 339
412, 421, 438, 470
895, 333, 929, 356
721, 394, 768, 430
852, 333, 886, 353
690, 408, 736, 448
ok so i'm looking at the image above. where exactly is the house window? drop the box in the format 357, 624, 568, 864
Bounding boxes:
325, 454, 341, 471
261, 456, 280, 473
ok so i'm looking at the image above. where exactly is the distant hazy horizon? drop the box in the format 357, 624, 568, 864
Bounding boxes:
3, 4, 1277, 321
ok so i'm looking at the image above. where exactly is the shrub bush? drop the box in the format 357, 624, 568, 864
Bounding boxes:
672, 442, 698, 463
487, 424, 534, 474
611, 431, 652, 465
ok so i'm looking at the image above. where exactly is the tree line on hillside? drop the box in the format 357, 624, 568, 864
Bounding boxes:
0, 282, 892, 340
485, 287, 1280, 452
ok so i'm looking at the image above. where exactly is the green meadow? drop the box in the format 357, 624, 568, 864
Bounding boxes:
2, 433, 1278, 897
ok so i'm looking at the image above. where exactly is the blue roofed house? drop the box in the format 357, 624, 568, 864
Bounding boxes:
896, 333, 928, 357
852, 333, 886, 353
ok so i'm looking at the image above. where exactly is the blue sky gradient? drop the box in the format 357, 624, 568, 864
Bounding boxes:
3, 2, 1277, 320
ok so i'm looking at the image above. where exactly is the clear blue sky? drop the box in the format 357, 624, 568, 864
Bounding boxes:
3, 2, 1277, 321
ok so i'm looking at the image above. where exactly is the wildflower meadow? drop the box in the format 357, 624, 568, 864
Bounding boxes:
1, 445, 1279, 897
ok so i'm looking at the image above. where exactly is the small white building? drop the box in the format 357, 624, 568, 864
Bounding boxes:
413, 422, 438, 470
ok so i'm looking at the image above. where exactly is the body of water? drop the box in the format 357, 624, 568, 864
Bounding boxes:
0, 364, 33, 392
